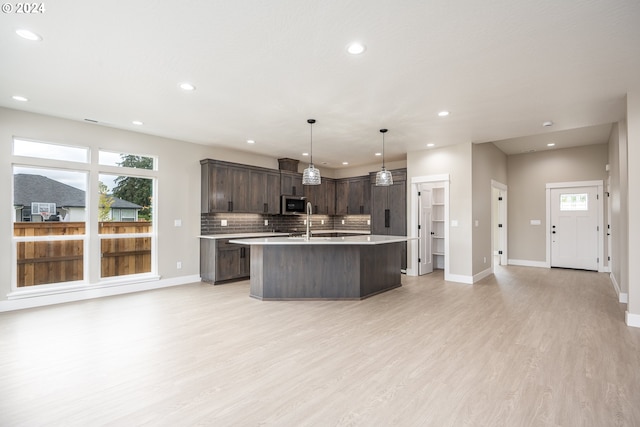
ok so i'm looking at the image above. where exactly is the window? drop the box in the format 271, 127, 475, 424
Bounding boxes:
11, 140, 158, 292
98, 173, 153, 279
13, 166, 87, 287
99, 150, 155, 170
560, 193, 588, 211
13, 138, 89, 163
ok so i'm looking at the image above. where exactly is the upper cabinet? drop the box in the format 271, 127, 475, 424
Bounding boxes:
335, 176, 370, 215
304, 178, 336, 215
280, 171, 303, 196
201, 159, 280, 214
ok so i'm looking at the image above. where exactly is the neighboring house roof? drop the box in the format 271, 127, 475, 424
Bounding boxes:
13, 174, 142, 209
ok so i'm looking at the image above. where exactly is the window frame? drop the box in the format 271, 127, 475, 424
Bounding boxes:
9, 139, 159, 298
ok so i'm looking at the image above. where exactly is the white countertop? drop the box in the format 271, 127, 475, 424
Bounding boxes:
199, 232, 289, 239
229, 235, 414, 245
199, 230, 369, 239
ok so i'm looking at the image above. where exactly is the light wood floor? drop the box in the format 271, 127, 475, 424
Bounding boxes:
1, 266, 639, 426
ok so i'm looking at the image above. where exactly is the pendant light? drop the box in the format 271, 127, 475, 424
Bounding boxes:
302, 119, 321, 185
375, 128, 393, 186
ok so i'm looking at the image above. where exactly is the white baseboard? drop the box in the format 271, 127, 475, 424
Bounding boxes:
0, 274, 201, 312
508, 259, 549, 268
445, 273, 473, 284
473, 267, 494, 283
626, 311, 640, 328
610, 273, 628, 303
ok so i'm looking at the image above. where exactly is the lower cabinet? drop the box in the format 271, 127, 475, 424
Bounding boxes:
200, 238, 250, 284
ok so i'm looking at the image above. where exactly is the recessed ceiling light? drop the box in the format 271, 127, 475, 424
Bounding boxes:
547, 142, 555, 147
302, 152, 309, 156
246, 139, 255, 144
342, 162, 349, 165
346, 42, 366, 55
132, 120, 143, 125
427, 143, 435, 147
12, 95, 28, 102
179, 82, 196, 91
437, 111, 450, 117
16, 29, 42, 41
543, 121, 553, 127
375, 152, 382, 156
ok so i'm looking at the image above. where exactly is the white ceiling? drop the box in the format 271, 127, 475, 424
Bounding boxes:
2, 0, 639, 169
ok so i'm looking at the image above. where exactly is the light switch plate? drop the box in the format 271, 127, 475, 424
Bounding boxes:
264, 219, 269, 226
451, 220, 458, 227
174, 219, 182, 227
530, 219, 541, 225
221, 219, 228, 226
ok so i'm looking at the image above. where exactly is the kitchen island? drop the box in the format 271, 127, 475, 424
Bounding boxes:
229, 235, 412, 300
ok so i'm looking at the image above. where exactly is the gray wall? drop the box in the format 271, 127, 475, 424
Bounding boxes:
472, 142, 507, 275
627, 92, 640, 319
407, 142, 473, 278
507, 143, 608, 263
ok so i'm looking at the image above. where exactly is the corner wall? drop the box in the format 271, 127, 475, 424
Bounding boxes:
407, 143, 473, 279
472, 143, 507, 276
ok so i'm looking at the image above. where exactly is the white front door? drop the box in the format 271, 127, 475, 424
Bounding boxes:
550, 186, 599, 270
418, 185, 433, 275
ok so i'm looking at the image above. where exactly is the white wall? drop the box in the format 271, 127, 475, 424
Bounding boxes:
0, 107, 278, 309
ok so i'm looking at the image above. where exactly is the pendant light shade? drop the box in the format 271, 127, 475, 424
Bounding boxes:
302, 119, 321, 185
375, 128, 393, 186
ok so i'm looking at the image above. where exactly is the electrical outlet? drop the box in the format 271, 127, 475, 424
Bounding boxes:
303, 219, 307, 225
367, 219, 370, 225
483, 257, 486, 264
321, 219, 324, 225
264, 219, 269, 226
174, 219, 182, 227
221, 219, 228, 226
341, 219, 345, 225
177, 261, 182, 269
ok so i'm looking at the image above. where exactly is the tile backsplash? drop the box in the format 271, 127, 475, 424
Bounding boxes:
201, 213, 371, 235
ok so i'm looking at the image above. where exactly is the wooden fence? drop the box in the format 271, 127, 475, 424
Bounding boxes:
14, 222, 152, 287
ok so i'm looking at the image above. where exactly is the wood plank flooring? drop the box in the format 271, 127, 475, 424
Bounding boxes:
1, 266, 639, 426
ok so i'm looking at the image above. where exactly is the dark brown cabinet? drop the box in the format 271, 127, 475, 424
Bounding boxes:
370, 169, 407, 269
250, 169, 280, 214
335, 176, 370, 215
201, 159, 279, 214
304, 177, 335, 215
200, 238, 250, 284
280, 171, 303, 196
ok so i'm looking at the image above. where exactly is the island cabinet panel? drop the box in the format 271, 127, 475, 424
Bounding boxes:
200, 238, 250, 284
335, 175, 370, 215
280, 171, 303, 196
304, 177, 335, 215
248, 242, 402, 300
200, 159, 279, 214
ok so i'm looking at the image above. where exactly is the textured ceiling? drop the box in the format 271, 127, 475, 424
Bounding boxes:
1, 0, 639, 168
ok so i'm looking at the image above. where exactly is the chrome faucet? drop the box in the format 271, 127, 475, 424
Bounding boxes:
305, 201, 312, 240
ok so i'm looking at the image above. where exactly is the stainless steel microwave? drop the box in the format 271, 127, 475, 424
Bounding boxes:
281, 195, 306, 215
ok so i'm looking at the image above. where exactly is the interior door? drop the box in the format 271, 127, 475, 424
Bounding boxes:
550, 186, 598, 270
419, 185, 433, 275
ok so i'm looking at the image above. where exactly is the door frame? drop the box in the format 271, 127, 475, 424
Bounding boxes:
491, 180, 508, 266
417, 184, 433, 275
408, 174, 449, 278
545, 180, 604, 271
